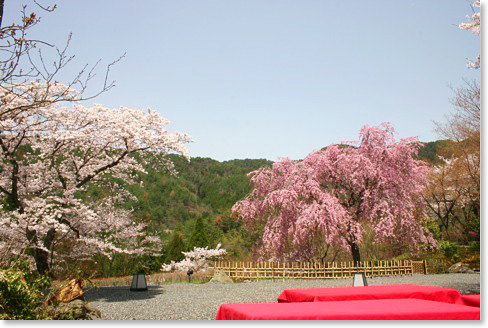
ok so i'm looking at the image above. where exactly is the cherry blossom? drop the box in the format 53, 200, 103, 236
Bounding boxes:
161, 244, 227, 272
232, 123, 435, 263
459, 1, 480, 69
0, 82, 192, 275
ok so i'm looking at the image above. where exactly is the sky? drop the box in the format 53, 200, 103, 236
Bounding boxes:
4, 0, 481, 162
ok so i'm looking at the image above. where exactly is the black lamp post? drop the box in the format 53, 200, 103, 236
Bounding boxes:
187, 268, 193, 283
130, 271, 148, 291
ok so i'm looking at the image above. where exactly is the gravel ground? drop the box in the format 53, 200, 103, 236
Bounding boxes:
84, 273, 480, 320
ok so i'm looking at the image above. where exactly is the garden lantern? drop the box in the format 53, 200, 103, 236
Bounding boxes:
187, 268, 193, 283
353, 272, 368, 287
130, 271, 148, 291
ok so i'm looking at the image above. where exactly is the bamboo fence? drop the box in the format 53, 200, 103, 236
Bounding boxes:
213, 260, 428, 281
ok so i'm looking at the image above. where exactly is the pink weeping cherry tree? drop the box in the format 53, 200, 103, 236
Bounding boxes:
232, 123, 436, 263
0, 82, 192, 275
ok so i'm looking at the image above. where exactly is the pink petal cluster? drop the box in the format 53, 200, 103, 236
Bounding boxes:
232, 123, 436, 261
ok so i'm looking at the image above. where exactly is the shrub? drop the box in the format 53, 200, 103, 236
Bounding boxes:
0, 269, 51, 320
439, 241, 460, 263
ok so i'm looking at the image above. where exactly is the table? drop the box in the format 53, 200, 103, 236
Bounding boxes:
461, 295, 480, 307
215, 298, 480, 320
277, 284, 463, 304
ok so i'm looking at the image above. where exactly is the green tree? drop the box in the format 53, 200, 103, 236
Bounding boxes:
164, 232, 186, 263
189, 217, 209, 248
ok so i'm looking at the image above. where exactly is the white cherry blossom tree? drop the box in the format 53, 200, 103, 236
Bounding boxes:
0, 83, 192, 275
0, 3, 193, 276
161, 244, 227, 273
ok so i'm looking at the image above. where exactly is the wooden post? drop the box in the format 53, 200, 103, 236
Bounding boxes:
423, 260, 428, 275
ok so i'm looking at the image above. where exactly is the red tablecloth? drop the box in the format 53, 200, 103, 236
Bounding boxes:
215, 298, 480, 320
277, 284, 463, 304
461, 295, 480, 307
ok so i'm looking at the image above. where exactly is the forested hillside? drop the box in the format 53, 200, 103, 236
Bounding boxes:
118, 156, 273, 267
417, 140, 453, 164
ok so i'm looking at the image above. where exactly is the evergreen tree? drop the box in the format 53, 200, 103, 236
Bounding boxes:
189, 217, 209, 248
164, 232, 186, 263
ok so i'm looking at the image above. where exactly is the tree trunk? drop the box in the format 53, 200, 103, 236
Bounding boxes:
28, 228, 55, 276
349, 241, 361, 266
0, 0, 4, 28
33, 248, 50, 276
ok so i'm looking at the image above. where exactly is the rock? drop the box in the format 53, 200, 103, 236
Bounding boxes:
56, 299, 86, 319
85, 303, 102, 320
208, 271, 233, 284
55, 298, 101, 320
448, 262, 470, 273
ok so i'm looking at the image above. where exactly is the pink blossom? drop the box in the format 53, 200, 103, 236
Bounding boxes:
233, 123, 435, 262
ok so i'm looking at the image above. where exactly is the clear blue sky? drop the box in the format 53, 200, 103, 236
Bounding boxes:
4, 0, 480, 161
